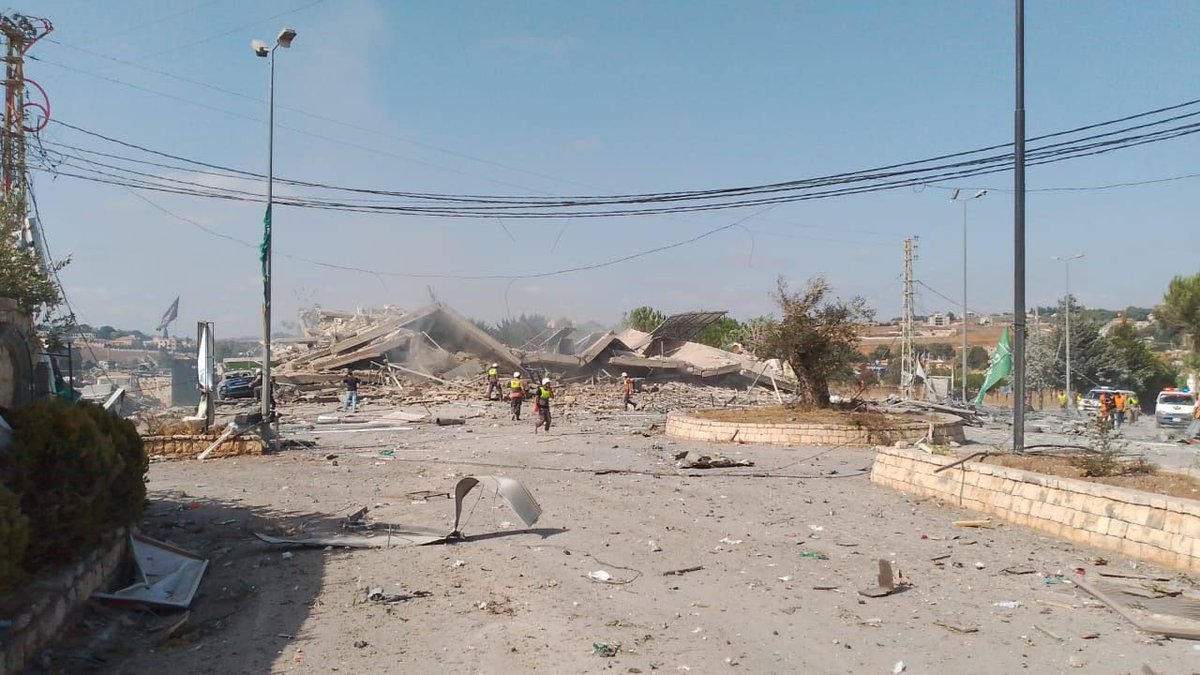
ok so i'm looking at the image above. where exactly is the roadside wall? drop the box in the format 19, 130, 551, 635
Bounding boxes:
667, 412, 965, 447
143, 434, 264, 460
1, 529, 127, 675
871, 447, 1200, 574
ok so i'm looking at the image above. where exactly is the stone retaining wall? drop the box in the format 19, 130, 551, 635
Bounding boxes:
1, 529, 127, 674
871, 447, 1200, 574
143, 433, 264, 460
666, 411, 965, 447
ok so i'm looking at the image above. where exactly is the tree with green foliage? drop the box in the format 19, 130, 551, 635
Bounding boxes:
871, 345, 892, 361
1158, 273, 1200, 354
1050, 318, 1123, 392
694, 316, 745, 349
967, 346, 989, 370
924, 343, 955, 361
1107, 320, 1177, 399
0, 193, 67, 320
749, 276, 873, 408
623, 306, 667, 333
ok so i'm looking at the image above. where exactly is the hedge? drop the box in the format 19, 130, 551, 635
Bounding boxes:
0, 483, 28, 590
1, 400, 147, 572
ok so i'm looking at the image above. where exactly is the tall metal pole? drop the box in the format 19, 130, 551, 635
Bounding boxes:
261, 50, 275, 420
962, 200, 968, 403
1012, 0, 1027, 451
1064, 261, 1072, 412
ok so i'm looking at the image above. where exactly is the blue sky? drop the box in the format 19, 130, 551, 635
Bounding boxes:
26, 0, 1200, 336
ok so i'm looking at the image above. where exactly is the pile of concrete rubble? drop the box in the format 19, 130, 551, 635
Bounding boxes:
272, 303, 796, 406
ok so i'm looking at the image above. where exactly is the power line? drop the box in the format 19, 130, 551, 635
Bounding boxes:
927, 171, 1200, 194
42, 35, 605, 194
128, 0, 330, 62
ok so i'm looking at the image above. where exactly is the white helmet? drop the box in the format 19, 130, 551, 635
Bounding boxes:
492, 362, 498, 368
542, 377, 550, 385
513, 372, 521, 378
621, 372, 628, 378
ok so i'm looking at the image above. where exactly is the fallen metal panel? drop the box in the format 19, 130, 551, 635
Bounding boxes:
255, 475, 542, 549
452, 475, 542, 533
94, 534, 208, 610
647, 311, 728, 343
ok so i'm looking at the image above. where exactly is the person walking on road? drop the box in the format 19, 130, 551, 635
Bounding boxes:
508, 372, 525, 421
340, 369, 360, 413
485, 363, 500, 400
1113, 392, 1127, 428
534, 377, 553, 433
622, 372, 635, 411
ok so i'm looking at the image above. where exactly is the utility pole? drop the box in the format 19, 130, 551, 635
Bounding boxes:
1052, 254, 1084, 414
0, 13, 52, 228
1012, 0, 1027, 452
901, 237, 917, 399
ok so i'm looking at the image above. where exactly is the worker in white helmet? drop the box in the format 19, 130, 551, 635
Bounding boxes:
485, 362, 501, 400
508, 372, 524, 420
622, 372, 635, 411
534, 376, 554, 433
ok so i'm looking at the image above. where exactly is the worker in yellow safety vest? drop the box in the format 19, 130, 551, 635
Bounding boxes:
485, 363, 500, 400
508, 372, 524, 421
534, 377, 553, 433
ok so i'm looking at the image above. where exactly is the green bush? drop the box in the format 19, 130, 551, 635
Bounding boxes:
0, 483, 29, 591
79, 403, 147, 525
2, 400, 121, 567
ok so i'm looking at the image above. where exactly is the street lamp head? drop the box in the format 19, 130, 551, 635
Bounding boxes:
251, 39, 269, 57
950, 188, 961, 201
973, 189, 987, 199
276, 27, 297, 48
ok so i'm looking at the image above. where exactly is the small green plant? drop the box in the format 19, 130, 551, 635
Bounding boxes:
1072, 415, 1157, 477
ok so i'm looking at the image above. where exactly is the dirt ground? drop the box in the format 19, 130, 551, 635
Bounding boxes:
30, 398, 1200, 674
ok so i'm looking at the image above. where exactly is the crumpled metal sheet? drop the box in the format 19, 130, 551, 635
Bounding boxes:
94, 534, 208, 609
255, 475, 542, 549
452, 475, 542, 533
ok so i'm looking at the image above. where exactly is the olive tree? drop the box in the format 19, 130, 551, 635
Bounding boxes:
750, 276, 874, 408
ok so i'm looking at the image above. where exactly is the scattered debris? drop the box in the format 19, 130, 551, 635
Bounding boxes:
859, 559, 898, 598
676, 452, 754, 469
662, 566, 704, 577
94, 534, 209, 610
800, 551, 830, 561
1033, 624, 1064, 642
588, 570, 615, 583
593, 642, 621, 658
1001, 566, 1037, 575
953, 518, 993, 528
933, 620, 979, 634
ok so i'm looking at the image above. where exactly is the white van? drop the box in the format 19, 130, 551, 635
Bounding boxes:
1155, 389, 1196, 427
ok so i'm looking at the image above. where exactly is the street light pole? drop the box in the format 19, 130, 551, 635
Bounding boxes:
951, 188, 986, 403
253, 28, 296, 422
1052, 254, 1084, 414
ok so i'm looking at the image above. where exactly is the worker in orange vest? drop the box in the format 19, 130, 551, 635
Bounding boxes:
1113, 392, 1127, 428
622, 372, 635, 411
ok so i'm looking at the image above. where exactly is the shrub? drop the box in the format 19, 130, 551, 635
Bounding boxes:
78, 403, 147, 525
2, 400, 121, 567
0, 483, 29, 591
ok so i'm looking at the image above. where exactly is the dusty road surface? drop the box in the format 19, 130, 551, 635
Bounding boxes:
38, 400, 1200, 674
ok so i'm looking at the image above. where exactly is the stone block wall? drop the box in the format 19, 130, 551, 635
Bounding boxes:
871, 447, 1200, 573
666, 412, 965, 447
143, 433, 264, 460
1, 529, 127, 674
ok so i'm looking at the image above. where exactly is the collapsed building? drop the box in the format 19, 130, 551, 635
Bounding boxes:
275, 303, 795, 392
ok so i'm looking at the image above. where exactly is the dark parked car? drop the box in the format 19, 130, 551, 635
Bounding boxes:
218, 371, 256, 399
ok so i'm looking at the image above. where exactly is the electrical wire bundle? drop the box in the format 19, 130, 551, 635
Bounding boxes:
29, 97, 1200, 219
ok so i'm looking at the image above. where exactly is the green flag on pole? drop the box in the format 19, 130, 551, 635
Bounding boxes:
974, 326, 1012, 406
259, 204, 272, 281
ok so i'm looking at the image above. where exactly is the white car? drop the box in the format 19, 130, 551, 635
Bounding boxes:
1155, 390, 1196, 427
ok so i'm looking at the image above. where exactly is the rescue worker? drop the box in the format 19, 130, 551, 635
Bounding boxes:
1057, 391, 1067, 410
622, 372, 635, 411
1113, 392, 1127, 428
534, 376, 553, 433
1128, 394, 1140, 424
485, 362, 500, 400
508, 372, 524, 420
1098, 392, 1114, 425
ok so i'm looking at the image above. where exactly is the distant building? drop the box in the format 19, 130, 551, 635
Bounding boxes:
927, 313, 948, 328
